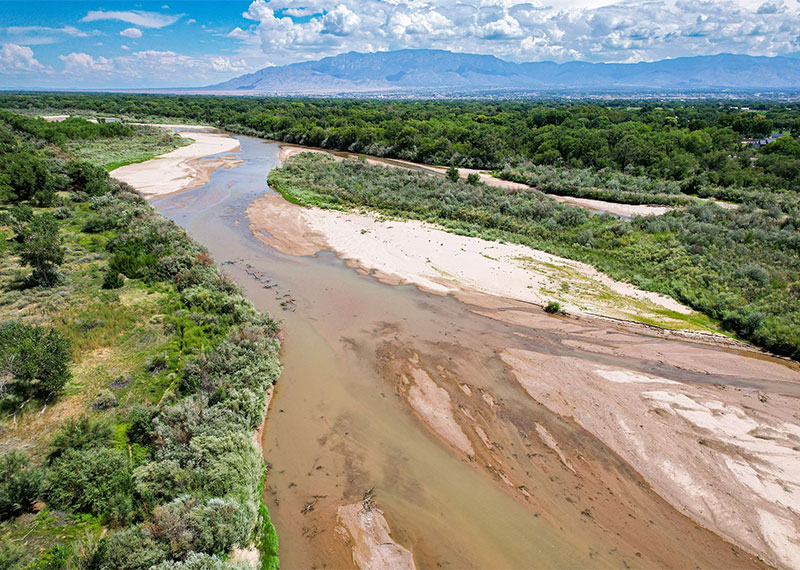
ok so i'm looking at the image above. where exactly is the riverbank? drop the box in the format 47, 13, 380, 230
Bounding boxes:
110, 127, 241, 198
248, 191, 721, 334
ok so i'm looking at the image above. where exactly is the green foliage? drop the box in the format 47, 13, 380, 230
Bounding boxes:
5, 93, 800, 213
17, 212, 65, 286
0, 321, 72, 403
102, 268, 124, 289
446, 165, 459, 181
0, 108, 283, 567
48, 416, 113, 462
43, 447, 133, 519
545, 301, 562, 314
0, 451, 43, 521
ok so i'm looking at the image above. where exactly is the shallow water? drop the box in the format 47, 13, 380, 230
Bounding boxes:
152, 135, 784, 569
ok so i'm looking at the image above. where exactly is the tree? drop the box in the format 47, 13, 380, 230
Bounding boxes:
466, 172, 480, 185
0, 321, 72, 403
446, 165, 460, 182
18, 212, 64, 286
0, 451, 43, 520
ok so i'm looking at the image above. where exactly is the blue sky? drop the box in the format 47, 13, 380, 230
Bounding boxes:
2, 0, 800, 88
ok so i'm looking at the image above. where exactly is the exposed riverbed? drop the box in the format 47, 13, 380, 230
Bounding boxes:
130, 133, 800, 570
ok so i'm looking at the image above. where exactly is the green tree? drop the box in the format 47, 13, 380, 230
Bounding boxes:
0, 451, 43, 520
446, 165, 459, 182
0, 321, 72, 402
18, 212, 64, 286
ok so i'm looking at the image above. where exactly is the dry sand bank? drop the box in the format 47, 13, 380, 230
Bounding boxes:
248, 193, 717, 332
111, 128, 241, 198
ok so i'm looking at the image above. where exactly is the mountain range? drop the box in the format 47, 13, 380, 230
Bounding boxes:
206, 49, 800, 95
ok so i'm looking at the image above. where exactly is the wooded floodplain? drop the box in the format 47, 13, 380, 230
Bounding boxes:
0, 111, 281, 569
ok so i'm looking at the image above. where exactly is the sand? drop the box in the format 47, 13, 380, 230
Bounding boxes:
247, 193, 721, 331
337, 503, 416, 570
501, 348, 800, 570
110, 128, 241, 198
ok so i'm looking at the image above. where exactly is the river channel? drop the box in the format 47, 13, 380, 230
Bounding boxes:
151, 134, 789, 569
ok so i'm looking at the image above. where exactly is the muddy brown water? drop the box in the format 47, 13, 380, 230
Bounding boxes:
152, 135, 787, 569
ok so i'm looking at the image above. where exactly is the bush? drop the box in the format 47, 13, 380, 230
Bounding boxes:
43, 447, 133, 518
17, 212, 65, 286
92, 389, 118, 410
0, 451, 43, 520
0, 321, 72, 403
544, 301, 562, 314
103, 268, 124, 289
48, 416, 113, 461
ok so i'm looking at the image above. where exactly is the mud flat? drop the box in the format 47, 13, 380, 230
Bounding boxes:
110, 127, 241, 198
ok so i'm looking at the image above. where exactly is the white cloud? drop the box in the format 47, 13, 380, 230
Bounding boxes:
321, 4, 362, 36
228, 0, 800, 64
0, 43, 49, 72
120, 27, 143, 39
210, 56, 248, 72
59, 52, 114, 73
1, 25, 93, 46
82, 10, 180, 29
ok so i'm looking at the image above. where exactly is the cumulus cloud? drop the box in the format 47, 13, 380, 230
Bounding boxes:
228, 0, 800, 64
120, 27, 143, 38
0, 43, 49, 72
59, 52, 114, 73
82, 10, 180, 29
321, 4, 362, 36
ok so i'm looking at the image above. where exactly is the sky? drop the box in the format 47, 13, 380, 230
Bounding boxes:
2, 0, 800, 88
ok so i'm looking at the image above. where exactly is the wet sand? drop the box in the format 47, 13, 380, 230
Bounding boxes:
136, 134, 799, 569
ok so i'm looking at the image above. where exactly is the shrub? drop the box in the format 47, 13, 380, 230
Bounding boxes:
0, 451, 43, 520
48, 416, 113, 462
0, 321, 72, 403
101, 526, 169, 570
17, 212, 65, 286
103, 268, 124, 289
92, 389, 118, 410
466, 172, 480, 185
544, 301, 562, 314
43, 447, 133, 518
446, 165, 459, 181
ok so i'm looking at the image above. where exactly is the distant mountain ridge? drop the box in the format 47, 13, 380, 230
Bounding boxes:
206, 49, 800, 95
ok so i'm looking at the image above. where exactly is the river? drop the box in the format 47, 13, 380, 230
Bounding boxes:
151, 134, 796, 569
